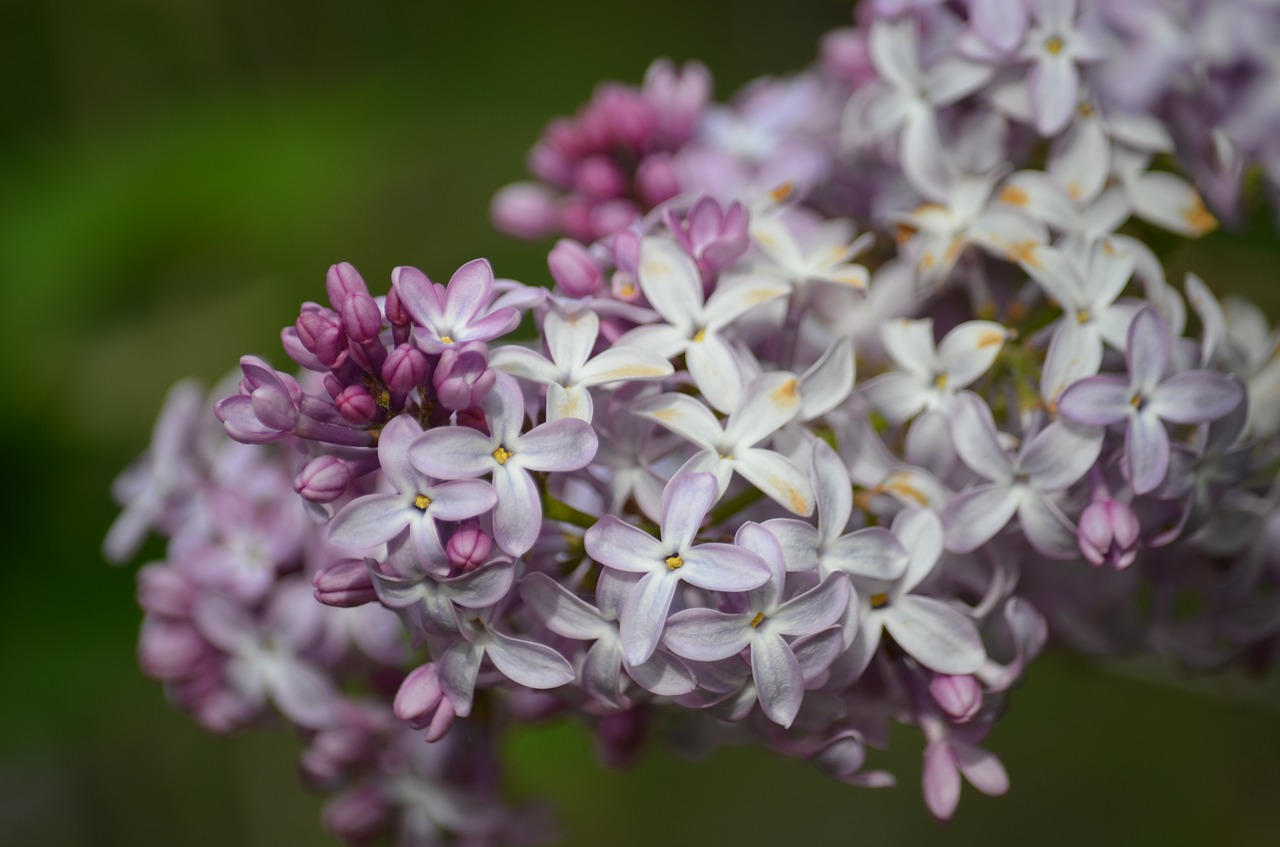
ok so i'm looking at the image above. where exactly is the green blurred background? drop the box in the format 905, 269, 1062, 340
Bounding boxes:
3, 1, 1280, 845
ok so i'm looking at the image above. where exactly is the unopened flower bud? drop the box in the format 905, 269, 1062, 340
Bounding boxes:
381, 343, 429, 397
1078, 498, 1141, 570
929, 674, 982, 723
434, 342, 496, 411
635, 153, 680, 206
335, 384, 378, 425
548, 239, 603, 297
312, 558, 377, 607
394, 662, 458, 741
447, 525, 493, 572
295, 455, 352, 504
576, 155, 627, 200
296, 307, 349, 368
322, 786, 388, 844
491, 181, 559, 240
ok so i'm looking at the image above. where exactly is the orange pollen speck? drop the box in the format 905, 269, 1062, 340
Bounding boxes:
619, 282, 636, 298
750, 612, 766, 628
770, 182, 794, 203
665, 555, 684, 571
999, 186, 1029, 206
870, 592, 890, 609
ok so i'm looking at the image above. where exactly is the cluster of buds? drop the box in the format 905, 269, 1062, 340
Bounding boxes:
108, 1, 1280, 841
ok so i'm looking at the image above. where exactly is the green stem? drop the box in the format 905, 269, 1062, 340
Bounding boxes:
543, 494, 599, 530
708, 486, 765, 525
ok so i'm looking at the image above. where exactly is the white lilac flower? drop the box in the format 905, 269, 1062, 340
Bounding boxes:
1016, 240, 1138, 407
408, 373, 598, 556
490, 308, 672, 422
893, 171, 1047, 288
844, 16, 994, 197
942, 392, 1101, 557
614, 235, 790, 412
662, 523, 851, 727
520, 570, 696, 708
327, 415, 498, 566
748, 211, 873, 291
842, 507, 986, 678
764, 440, 909, 581
583, 472, 772, 665
632, 371, 816, 515
861, 317, 1008, 423
426, 603, 576, 718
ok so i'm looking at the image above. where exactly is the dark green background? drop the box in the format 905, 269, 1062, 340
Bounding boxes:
3, 1, 1279, 845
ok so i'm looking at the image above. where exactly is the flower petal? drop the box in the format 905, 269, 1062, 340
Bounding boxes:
663, 608, 752, 661
751, 631, 804, 728
884, 595, 985, 674
942, 483, 1019, 553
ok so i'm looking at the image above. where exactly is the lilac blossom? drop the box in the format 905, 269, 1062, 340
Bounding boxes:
663, 523, 851, 727
584, 472, 772, 665
943, 392, 1102, 558
409, 373, 598, 556
490, 308, 672, 422
615, 235, 790, 412
393, 259, 520, 355
327, 415, 497, 565
1058, 307, 1244, 495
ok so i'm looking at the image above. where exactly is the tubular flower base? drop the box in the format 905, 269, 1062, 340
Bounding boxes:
108, 2, 1280, 841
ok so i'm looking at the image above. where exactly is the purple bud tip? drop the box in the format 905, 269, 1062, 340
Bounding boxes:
335, 384, 378, 425
394, 663, 443, 725
322, 787, 388, 844
635, 153, 680, 207
929, 674, 983, 722
383, 284, 412, 328
381, 344, 429, 396
1078, 499, 1141, 570
295, 455, 353, 504
325, 262, 371, 308
446, 525, 494, 572
491, 182, 559, 240
312, 558, 377, 607
341, 293, 384, 345
548, 239, 604, 297
296, 308, 349, 369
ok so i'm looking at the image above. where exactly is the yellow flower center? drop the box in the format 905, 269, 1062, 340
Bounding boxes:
934, 373, 949, 390
870, 592, 890, 609
439, 335, 454, 344
413, 494, 432, 511
1044, 35, 1065, 55
665, 555, 684, 571
750, 612, 766, 628
493, 446, 513, 464
692, 328, 707, 343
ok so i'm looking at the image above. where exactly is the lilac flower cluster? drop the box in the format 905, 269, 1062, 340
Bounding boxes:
109, 1, 1280, 840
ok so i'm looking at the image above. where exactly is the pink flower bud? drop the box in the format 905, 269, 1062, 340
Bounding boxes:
1078, 498, 1141, 570
548, 239, 603, 297
295, 455, 352, 504
381, 343, 429, 396
929, 674, 983, 723
312, 557, 377, 607
296, 307, 349, 368
447, 525, 493, 572
335, 384, 378, 425
434, 342, 496, 411
322, 786, 388, 844
591, 199, 641, 240
635, 153, 681, 206
491, 182, 559, 240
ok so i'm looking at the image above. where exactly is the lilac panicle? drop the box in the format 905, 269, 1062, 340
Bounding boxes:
108, 3, 1280, 834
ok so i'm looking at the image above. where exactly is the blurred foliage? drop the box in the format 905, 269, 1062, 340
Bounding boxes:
2, 1, 1279, 845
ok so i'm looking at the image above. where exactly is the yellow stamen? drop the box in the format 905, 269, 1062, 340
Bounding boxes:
439, 335, 454, 344
692, 328, 707, 343
770, 182, 794, 203
934, 373, 949, 390
492, 446, 513, 464
1044, 35, 1064, 55
750, 612, 766, 628
870, 592, 890, 609
665, 555, 684, 571
1077, 309, 1091, 324
618, 282, 636, 298
413, 494, 432, 511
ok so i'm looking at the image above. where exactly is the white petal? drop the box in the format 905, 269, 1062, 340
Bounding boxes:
884, 595, 985, 674
637, 236, 703, 330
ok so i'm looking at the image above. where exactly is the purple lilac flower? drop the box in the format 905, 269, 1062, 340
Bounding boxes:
1058, 307, 1244, 495
584, 472, 772, 665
